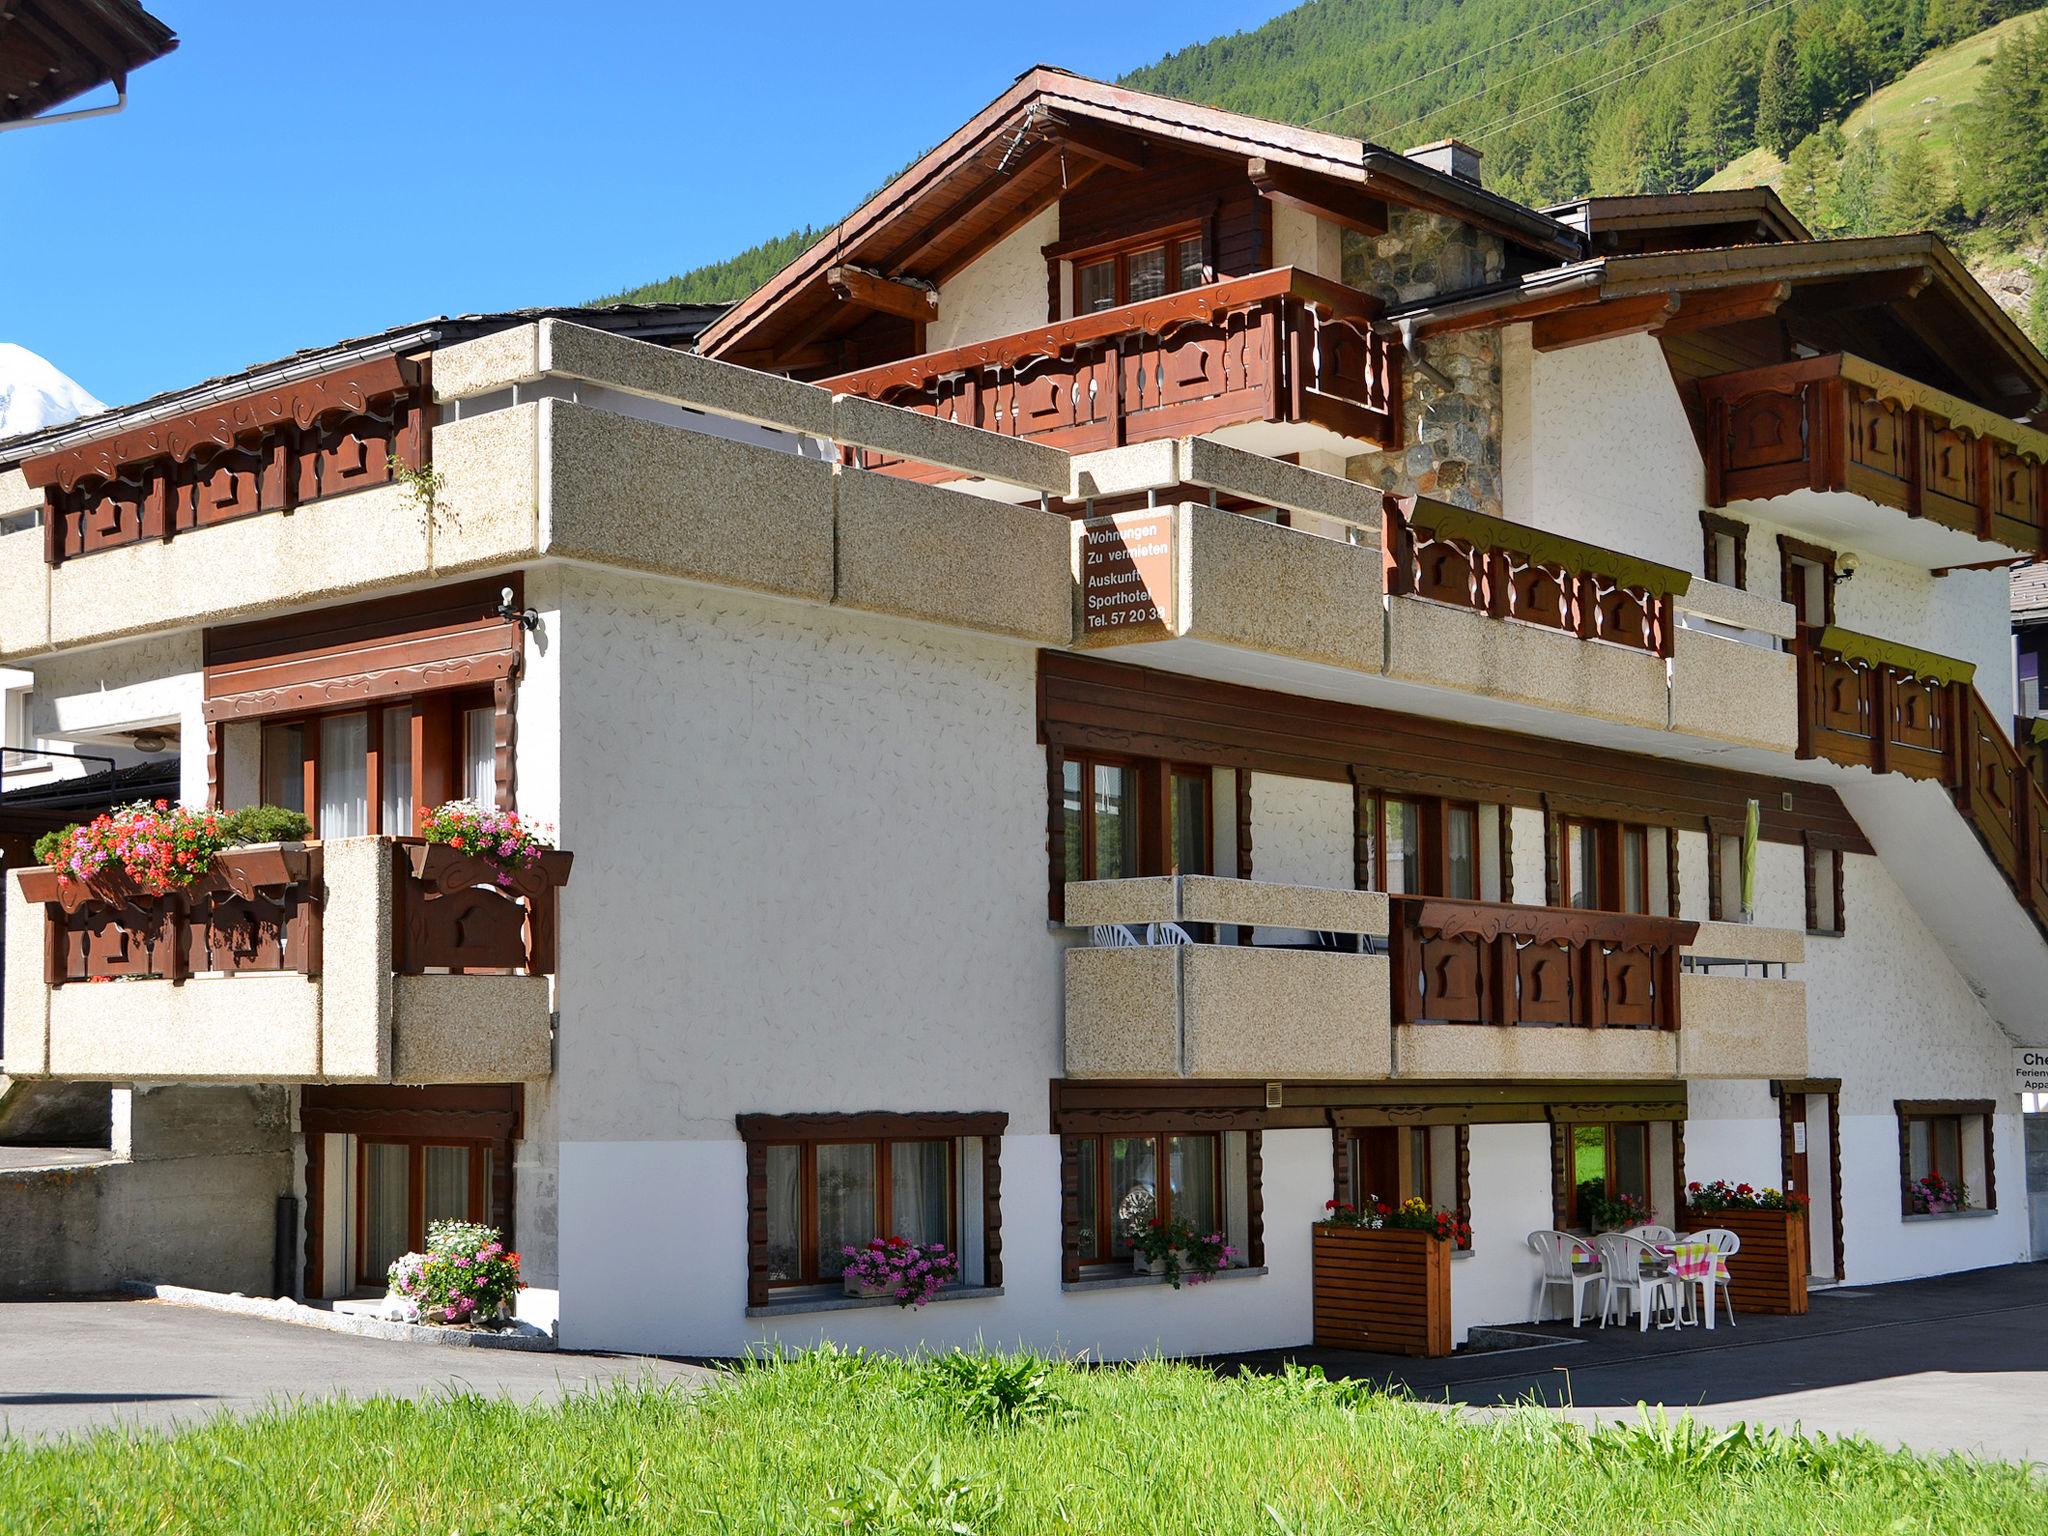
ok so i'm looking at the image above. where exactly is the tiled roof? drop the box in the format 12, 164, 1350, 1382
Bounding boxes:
2013, 560, 2048, 617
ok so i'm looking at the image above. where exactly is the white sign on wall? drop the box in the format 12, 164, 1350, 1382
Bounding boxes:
2014, 1047, 2048, 1095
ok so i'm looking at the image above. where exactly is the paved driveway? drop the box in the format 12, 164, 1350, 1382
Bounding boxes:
0, 1297, 708, 1443
1225, 1262, 2048, 1465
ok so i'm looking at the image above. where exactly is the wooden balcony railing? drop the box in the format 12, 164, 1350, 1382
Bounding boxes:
1696, 353, 2048, 552
1389, 896, 1698, 1030
13, 836, 570, 986
1382, 496, 1692, 656
821, 268, 1397, 480
1794, 627, 2048, 932
19, 356, 431, 567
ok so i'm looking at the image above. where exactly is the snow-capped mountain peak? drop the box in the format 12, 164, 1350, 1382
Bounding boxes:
0, 343, 105, 441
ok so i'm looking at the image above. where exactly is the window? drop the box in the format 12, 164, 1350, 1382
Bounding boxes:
1169, 766, 1212, 877
1804, 836, 1846, 935
1338, 1123, 1472, 1249
1558, 818, 1672, 915
1066, 229, 1208, 316
1, 685, 35, 763
1707, 820, 1749, 922
1699, 512, 1748, 588
738, 1112, 1005, 1305
1063, 1125, 1256, 1277
1565, 1121, 1651, 1229
1894, 1100, 1995, 1215
356, 1139, 493, 1287
1063, 756, 1138, 882
1778, 535, 1837, 628
258, 694, 489, 838
1358, 791, 1497, 898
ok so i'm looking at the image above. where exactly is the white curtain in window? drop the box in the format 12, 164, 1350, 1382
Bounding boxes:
363, 1143, 410, 1280
765, 1145, 801, 1282
815, 1143, 875, 1278
422, 1145, 471, 1228
319, 713, 369, 838
955, 1138, 984, 1287
382, 705, 415, 835
890, 1141, 950, 1250
463, 706, 496, 806
261, 723, 306, 814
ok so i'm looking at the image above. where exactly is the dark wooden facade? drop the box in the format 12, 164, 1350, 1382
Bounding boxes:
1679, 1206, 1809, 1315
1310, 1225, 1452, 1356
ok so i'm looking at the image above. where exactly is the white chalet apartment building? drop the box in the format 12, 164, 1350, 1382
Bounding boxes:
3, 70, 2045, 1355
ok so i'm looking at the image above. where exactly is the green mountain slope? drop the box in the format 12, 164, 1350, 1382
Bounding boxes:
601, 0, 2048, 345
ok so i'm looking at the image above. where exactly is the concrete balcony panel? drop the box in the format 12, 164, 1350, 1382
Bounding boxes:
1677, 974, 1808, 1079
0, 521, 48, 661
427, 403, 545, 575
1064, 945, 1392, 1080
834, 467, 1073, 643
543, 398, 836, 603
1393, 1023, 1679, 1080
1670, 626, 1798, 753
1384, 595, 1668, 730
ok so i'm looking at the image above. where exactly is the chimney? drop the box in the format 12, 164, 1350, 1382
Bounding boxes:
1404, 138, 1482, 187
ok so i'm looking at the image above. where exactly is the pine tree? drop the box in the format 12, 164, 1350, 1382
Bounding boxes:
1587, 105, 1650, 197
1755, 33, 1803, 156
1955, 19, 2048, 227
2025, 263, 2048, 354
1834, 130, 1887, 234
1879, 135, 1946, 231
1796, 29, 1854, 123
1685, 59, 1751, 183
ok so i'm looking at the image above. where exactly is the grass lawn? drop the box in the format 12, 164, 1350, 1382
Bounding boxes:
2, 1350, 2043, 1534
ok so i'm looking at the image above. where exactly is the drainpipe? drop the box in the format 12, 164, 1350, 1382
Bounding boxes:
1397, 316, 1456, 395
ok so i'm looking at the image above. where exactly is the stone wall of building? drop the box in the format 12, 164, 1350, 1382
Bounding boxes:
1340, 212, 1504, 515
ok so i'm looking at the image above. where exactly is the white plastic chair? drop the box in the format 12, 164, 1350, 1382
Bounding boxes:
1147, 922, 1195, 945
1594, 1233, 1684, 1331
1091, 924, 1141, 948
1684, 1227, 1741, 1329
1622, 1224, 1677, 1246
1527, 1230, 1605, 1327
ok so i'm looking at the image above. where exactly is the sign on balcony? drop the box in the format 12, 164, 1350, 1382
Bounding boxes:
1080, 510, 1175, 639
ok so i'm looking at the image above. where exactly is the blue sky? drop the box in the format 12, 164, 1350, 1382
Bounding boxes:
0, 1, 1295, 410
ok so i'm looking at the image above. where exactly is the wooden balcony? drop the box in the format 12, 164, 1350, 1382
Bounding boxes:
1389, 897, 1696, 1032
4, 836, 570, 1083
1794, 626, 2048, 933
1383, 496, 1690, 658
822, 268, 1398, 480
1697, 353, 2048, 556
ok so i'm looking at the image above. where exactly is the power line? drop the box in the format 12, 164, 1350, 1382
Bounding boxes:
1467, 0, 1792, 143
1302, 0, 1615, 128
1380, 0, 1713, 141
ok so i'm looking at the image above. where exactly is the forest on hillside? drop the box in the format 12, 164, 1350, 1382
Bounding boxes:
599, 0, 2048, 345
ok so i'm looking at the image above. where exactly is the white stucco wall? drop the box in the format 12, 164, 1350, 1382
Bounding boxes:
26, 632, 206, 805
1247, 773, 1352, 889
929, 205, 1058, 353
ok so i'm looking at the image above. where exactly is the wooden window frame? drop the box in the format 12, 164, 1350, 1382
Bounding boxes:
1332, 1122, 1472, 1250
754, 1138, 957, 1290
1053, 222, 1209, 319
1068, 1128, 1226, 1268
1699, 511, 1748, 588
1706, 817, 1744, 922
1555, 815, 1673, 916
1355, 788, 1496, 898
1895, 1099, 1996, 1216
1054, 753, 1212, 903
737, 1111, 1006, 1307
254, 689, 488, 837
1778, 534, 1838, 628
1057, 1120, 1263, 1282
353, 1137, 494, 1289
1803, 833, 1848, 936
1554, 1119, 1660, 1231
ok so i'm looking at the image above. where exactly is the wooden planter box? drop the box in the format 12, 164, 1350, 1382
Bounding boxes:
1311, 1224, 1452, 1357
1682, 1206, 1809, 1315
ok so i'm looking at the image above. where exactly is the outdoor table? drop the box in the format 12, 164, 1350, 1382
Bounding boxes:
1654, 1241, 1731, 1330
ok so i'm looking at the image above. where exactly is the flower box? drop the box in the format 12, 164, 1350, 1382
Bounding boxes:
1681, 1206, 1808, 1315
842, 1274, 902, 1300
1311, 1224, 1452, 1357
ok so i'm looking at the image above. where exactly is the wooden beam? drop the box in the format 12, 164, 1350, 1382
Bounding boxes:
1531, 291, 1680, 352
825, 264, 937, 323
1050, 116, 1149, 174
1657, 281, 1792, 337
1793, 265, 1935, 317
1248, 158, 1388, 238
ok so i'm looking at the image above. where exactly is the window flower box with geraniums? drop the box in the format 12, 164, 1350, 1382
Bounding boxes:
1312, 1197, 1465, 1357
1909, 1171, 1970, 1215
1127, 1215, 1236, 1289
386, 1220, 524, 1328
840, 1236, 959, 1307
412, 800, 572, 893
1680, 1178, 1811, 1317
1579, 1185, 1655, 1233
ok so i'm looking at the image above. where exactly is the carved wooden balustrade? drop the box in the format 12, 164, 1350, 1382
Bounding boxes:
393, 840, 571, 975
18, 846, 322, 986
821, 268, 1397, 481
1389, 896, 1698, 1031
1697, 353, 2048, 552
1793, 627, 2048, 932
19, 356, 431, 566
1382, 495, 1691, 656
14, 837, 572, 988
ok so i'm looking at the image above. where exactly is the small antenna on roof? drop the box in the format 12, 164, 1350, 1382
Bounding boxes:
996, 102, 1040, 176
